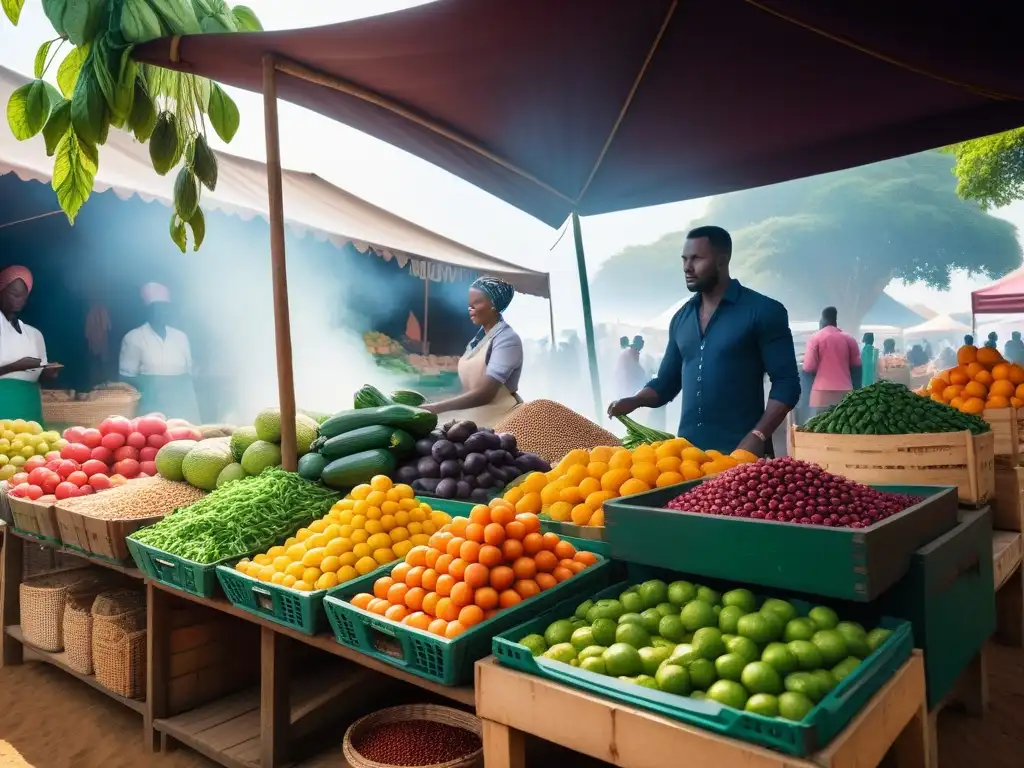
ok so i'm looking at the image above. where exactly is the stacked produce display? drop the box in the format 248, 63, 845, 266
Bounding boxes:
917, 343, 1024, 413
495, 399, 621, 464
514, 576, 894, 721
0, 419, 67, 481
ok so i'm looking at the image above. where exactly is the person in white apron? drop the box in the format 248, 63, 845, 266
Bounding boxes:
0, 266, 54, 423
422, 277, 523, 427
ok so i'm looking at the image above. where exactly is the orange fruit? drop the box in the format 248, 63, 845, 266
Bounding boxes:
501, 539, 524, 562
488, 496, 514, 511
1010, 365, 1024, 385
942, 385, 965, 401
516, 513, 541, 535
405, 545, 429, 567
405, 566, 425, 588
578, 477, 602, 498
974, 369, 994, 387
587, 461, 610, 479
656, 471, 685, 487
421, 568, 439, 592
483, 609, 499, 620
977, 347, 1003, 366
957, 345, 978, 365
590, 509, 606, 526
927, 376, 947, 394
460, 540, 481, 563
515, 579, 540, 599
446, 537, 466, 558
949, 397, 965, 409
504, 521, 527, 541
512, 557, 537, 580
424, 548, 441, 569
422, 591, 440, 616
478, 544, 503, 569
427, 618, 448, 636
948, 369, 969, 386
490, 565, 515, 591
459, 604, 485, 627
988, 395, 1010, 408
554, 540, 576, 560
566, 560, 587, 574
474, 587, 499, 610
534, 550, 558, 573
630, 462, 660, 486
464, 523, 485, 543
490, 505, 516, 526
428, 532, 452, 551
406, 611, 431, 631
961, 397, 986, 414
469, 505, 492, 525
370, 599, 391, 616
434, 553, 453, 575
391, 563, 411, 583
522, 532, 545, 556
535, 572, 557, 591
387, 582, 408, 605
351, 593, 373, 610
993, 363, 1012, 381
963, 381, 988, 399
541, 532, 560, 551
448, 558, 468, 582
600, 468, 632, 493
571, 504, 594, 525
515, 493, 542, 515
385, 604, 408, 622
552, 567, 574, 582
575, 551, 598, 566
558, 487, 585, 505
991, 379, 1016, 398
966, 362, 985, 379
450, 582, 474, 608
463, 562, 490, 589
436, 597, 459, 622
373, 577, 394, 600
404, 586, 426, 611
656, 457, 682, 474
498, 589, 522, 609
619, 478, 652, 497
445, 620, 467, 639
1017, 383, 1024, 401
482, 523, 506, 546
447, 517, 469, 537
435, 574, 455, 597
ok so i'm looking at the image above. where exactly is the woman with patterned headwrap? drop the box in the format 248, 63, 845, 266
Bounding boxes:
0, 266, 55, 422
421, 276, 524, 427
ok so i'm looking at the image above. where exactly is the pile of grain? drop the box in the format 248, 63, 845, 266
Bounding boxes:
57, 477, 206, 521
495, 399, 620, 464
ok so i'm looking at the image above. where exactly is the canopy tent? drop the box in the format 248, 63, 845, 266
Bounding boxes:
971, 266, 1024, 316
903, 314, 971, 337
0, 66, 549, 300
134, 0, 1024, 468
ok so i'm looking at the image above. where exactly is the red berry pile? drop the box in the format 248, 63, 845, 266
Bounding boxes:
665, 458, 920, 528
352, 719, 482, 766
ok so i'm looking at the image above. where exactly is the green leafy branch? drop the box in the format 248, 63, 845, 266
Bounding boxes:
4, 0, 262, 252
945, 129, 1024, 211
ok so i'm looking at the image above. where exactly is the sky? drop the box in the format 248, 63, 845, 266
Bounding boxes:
2, 0, 1023, 335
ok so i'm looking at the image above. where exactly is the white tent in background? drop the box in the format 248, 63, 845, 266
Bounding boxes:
0, 65, 550, 298
903, 314, 971, 337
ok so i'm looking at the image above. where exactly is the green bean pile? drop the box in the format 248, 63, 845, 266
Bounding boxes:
129, 468, 340, 564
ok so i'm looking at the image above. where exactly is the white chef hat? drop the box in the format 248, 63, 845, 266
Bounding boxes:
141, 282, 171, 306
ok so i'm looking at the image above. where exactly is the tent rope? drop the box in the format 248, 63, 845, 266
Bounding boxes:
169, 35, 181, 64
574, 0, 679, 204
743, 0, 1021, 102
0, 210, 64, 230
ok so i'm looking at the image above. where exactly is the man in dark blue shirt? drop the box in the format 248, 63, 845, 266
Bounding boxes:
608, 226, 800, 456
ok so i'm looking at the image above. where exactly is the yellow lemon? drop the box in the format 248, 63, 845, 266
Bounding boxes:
355, 556, 378, 575
373, 547, 395, 565
302, 548, 325, 568
337, 565, 358, 583
350, 484, 372, 501
320, 555, 341, 573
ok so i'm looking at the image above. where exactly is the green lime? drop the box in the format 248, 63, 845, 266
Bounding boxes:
713, 605, 722, 616
831, 657, 861, 682
692, 627, 726, 660
866, 627, 892, 653
603, 643, 643, 677
761, 598, 798, 624
591, 618, 617, 647
667, 643, 700, 667
519, 634, 547, 656
718, 605, 745, 635
836, 622, 870, 658
655, 662, 691, 695
690, 691, 706, 700
680, 600, 716, 631
722, 588, 757, 613
639, 646, 672, 676
543, 643, 577, 663
572, 619, 587, 630
786, 640, 823, 671
811, 669, 837, 697
650, 636, 676, 650
761, 643, 799, 675
620, 591, 645, 614
714, 653, 746, 682
784, 671, 822, 702
587, 599, 625, 623
696, 586, 721, 606
721, 634, 736, 644
688, 658, 717, 690
783, 617, 817, 642
745, 693, 779, 717
707, 680, 748, 710
726, 635, 761, 664
618, 612, 644, 627
635, 674, 659, 690
808, 606, 839, 630
640, 608, 664, 635
668, 580, 697, 606
574, 599, 594, 620
578, 645, 606, 661
736, 613, 773, 644
570, 659, 579, 666
811, 630, 848, 667
658, 614, 687, 642
655, 602, 677, 618
741, 661, 783, 695
758, 610, 785, 641
778, 691, 815, 721
580, 656, 607, 675
571, 626, 596, 652
544, 620, 575, 647
615, 622, 651, 649
639, 579, 669, 609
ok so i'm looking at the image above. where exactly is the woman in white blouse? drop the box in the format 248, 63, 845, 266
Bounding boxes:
0, 266, 56, 423
119, 283, 201, 423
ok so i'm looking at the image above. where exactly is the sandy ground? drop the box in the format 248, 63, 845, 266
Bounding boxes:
0, 645, 1022, 767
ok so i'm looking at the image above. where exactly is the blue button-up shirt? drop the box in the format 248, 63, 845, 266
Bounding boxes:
646, 279, 800, 452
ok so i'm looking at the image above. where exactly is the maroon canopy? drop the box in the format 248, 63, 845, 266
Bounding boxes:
137, 0, 1024, 226
972, 267, 1024, 315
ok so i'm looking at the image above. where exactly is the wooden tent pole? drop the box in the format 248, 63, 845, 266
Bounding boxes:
572, 212, 603, 422
423, 274, 430, 355
263, 54, 298, 471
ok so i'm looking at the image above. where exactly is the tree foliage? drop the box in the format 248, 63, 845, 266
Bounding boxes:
947, 129, 1024, 209
592, 151, 1022, 330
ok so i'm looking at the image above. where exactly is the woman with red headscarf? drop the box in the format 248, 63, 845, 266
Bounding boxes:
0, 266, 51, 422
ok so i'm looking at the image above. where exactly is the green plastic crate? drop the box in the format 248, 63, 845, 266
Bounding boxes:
539, 517, 607, 545
492, 577, 913, 757
13, 528, 62, 547
604, 482, 959, 601
878, 507, 995, 708
126, 537, 237, 598
215, 560, 395, 635
323, 546, 612, 686
414, 497, 476, 517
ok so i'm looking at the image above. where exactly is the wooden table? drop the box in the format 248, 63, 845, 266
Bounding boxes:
475, 652, 929, 768
993, 531, 1023, 646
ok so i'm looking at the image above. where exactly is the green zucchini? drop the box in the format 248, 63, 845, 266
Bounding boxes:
319, 404, 437, 439
320, 425, 413, 461
321, 449, 397, 489
297, 452, 329, 481
354, 384, 392, 409
390, 389, 426, 407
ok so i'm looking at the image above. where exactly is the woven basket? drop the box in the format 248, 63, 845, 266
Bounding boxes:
20, 569, 105, 652
0, 482, 12, 526
343, 705, 483, 768
63, 598, 95, 675
42, 393, 139, 428
92, 589, 146, 617
92, 605, 147, 700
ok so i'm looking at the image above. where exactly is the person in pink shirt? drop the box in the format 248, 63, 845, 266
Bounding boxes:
803, 307, 862, 413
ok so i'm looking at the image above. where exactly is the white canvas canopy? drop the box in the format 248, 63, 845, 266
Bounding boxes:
903, 314, 971, 337
0, 65, 550, 298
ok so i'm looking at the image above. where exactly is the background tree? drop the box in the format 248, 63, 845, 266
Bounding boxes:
591, 151, 1021, 331
946, 129, 1024, 209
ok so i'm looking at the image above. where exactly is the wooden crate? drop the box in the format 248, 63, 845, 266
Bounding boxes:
8, 497, 60, 542
54, 506, 90, 551
790, 427, 995, 506
982, 407, 1024, 465
82, 513, 164, 562
991, 466, 1024, 532
993, 531, 1022, 590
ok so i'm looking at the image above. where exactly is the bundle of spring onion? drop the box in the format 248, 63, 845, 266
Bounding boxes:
615, 415, 675, 449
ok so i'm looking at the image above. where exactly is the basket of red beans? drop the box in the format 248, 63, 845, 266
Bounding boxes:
343, 704, 483, 768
